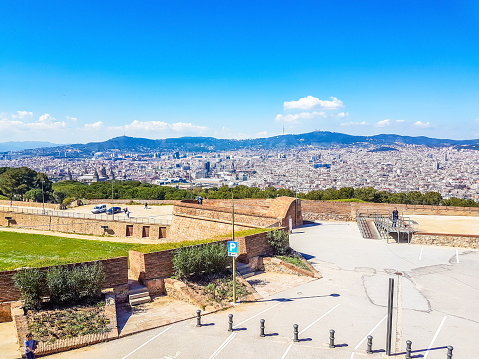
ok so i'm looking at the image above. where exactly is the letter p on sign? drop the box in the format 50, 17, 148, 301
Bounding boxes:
228, 241, 238, 257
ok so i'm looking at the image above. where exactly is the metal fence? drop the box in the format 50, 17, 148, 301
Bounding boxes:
0, 205, 171, 226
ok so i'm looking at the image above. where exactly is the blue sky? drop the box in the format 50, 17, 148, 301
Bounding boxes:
1, 1, 479, 143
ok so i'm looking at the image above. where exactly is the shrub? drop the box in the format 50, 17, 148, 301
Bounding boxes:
267, 229, 290, 255
13, 268, 45, 310
173, 242, 229, 278
46, 263, 105, 305
62, 197, 75, 206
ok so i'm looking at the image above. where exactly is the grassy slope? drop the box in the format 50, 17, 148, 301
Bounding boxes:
0, 228, 270, 271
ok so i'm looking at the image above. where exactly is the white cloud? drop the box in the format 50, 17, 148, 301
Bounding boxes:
0, 116, 66, 131
396, 120, 405, 123
66, 115, 78, 121
376, 119, 391, 127
12, 111, 33, 119
337, 112, 349, 118
84, 121, 103, 129
413, 121, 431, 128
283, 96, 344, 110
275, 111, 327, 124
38, 113, 56, 124
341, 121, 368, 126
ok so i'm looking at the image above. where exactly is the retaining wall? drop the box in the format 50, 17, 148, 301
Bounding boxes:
0, 209, 167, 239
302, 201, 479, 222
130, 230, 282, 283
0, 257, 128, 303
168, 197, 301, 241
412, 232, 479, 249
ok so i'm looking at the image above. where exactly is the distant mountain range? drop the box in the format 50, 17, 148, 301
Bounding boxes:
0, 141, 59, 152
5, 131, 479, 157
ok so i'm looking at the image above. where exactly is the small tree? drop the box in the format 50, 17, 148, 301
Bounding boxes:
267, 229, 290, 255
13, 268, 45, 310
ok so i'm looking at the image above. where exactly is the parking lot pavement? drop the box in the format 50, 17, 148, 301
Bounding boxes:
48, 221, 479, 359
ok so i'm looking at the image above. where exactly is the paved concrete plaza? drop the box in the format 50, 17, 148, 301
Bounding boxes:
43, 221, 478, 358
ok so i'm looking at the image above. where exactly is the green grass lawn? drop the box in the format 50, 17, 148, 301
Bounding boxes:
0, 231, 224, 271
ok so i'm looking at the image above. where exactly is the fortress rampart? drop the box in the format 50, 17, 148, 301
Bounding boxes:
168, 197, 302, 241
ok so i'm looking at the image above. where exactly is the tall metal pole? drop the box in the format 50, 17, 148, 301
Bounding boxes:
232, 190, 236, 303
386, 278, 394, 356
111, 180, 114, 220
41, 181, 45, 214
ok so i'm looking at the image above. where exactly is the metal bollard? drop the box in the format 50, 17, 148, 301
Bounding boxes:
405, 340, 412, 359
367, 335, 373, 354
260, 319, 265, 337
293, 324, 299, 342
329, 329, 335, 348
447, 346, 453, 359
228, 314, 233, 332
196, 310, 201, 327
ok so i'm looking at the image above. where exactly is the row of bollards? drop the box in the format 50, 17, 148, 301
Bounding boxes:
195, 311, 454, 357
405, 340, 453, 359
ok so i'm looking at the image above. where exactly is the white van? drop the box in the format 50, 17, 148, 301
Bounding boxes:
91, 204, 107, 214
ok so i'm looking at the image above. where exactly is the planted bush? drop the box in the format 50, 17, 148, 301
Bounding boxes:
173, 242, 229, 278
13, 268, 45, 310
46, 262, 105, 304
267, 229, 290, 255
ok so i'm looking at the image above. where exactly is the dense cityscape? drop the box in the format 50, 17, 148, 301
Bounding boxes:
1, 143, 478, 201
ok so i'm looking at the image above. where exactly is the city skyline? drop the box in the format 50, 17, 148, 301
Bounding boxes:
1, 1, 479, 143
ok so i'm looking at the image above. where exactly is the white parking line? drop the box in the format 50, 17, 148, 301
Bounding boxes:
456, 248, 460, 263
297, 304, 341, 336
424, 316, 447, 358
233, 302, 282, 328
209, 332, 237, 359
354, 315, 387, 349
121, 326, 172, 359
419, 246, 424, 260
349, 352, 355, 359
280, 343, 293, 359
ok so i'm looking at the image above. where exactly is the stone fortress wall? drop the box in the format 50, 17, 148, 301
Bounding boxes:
168, 197, 302, 241
302, 200, 479, 221
0, 209, 167, 239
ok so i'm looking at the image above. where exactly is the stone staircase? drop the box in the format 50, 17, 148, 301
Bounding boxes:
128, 280, 151, 306
236, 262, 256, 278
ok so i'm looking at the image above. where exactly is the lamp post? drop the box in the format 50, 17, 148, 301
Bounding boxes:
111, 180, 114, 220
229, 182, 236, 304
41, 181, 45, 214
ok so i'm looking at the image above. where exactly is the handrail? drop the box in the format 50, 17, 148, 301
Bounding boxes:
0, 205, 171, 226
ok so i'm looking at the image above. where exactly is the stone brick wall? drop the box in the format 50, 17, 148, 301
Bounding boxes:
301, 201, 354, 221
0, 257, 128, 303
302, 200, 479, 222
412, 232, 479, 249
168, 197, 300, 241
129, 231, 280, 282
86, 199, 179, 206
0, 209, 168, 239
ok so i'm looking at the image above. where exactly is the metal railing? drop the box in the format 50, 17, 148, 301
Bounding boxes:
0, 205, 171, 226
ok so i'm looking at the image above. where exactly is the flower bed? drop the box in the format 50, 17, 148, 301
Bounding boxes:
27, 300, 112, 343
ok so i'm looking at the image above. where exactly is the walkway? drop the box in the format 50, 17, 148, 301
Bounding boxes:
43, 221, 478, 358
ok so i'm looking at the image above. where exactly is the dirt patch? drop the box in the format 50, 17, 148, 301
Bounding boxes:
26, 300, 112, 344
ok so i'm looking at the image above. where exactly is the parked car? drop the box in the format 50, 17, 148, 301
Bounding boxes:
106, 206, 122, 215
91, 204, 107, 214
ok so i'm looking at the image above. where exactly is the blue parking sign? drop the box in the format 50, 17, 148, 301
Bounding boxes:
228, 241, 238, 257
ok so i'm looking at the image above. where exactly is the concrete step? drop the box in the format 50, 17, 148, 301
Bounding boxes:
129, 296, 151, 306
129, 285, 149, 295
236, 263, 256, 278
129, 291, 150, 301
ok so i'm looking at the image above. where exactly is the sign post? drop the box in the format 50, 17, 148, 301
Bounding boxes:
228, 240, 238, 303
